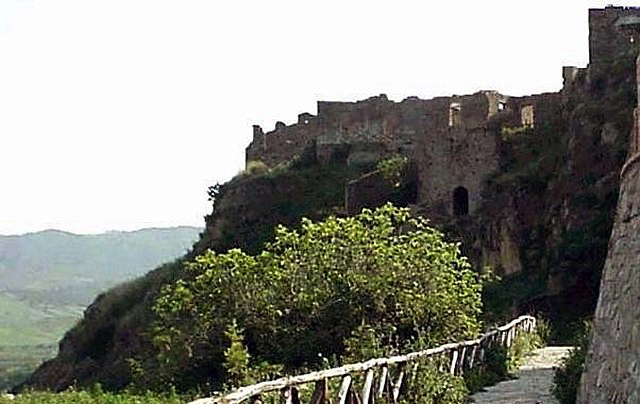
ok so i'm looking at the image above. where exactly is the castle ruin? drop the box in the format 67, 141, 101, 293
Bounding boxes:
245, 6, 640, 221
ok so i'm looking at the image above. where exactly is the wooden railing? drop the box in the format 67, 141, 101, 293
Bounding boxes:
190, 315, 536, 404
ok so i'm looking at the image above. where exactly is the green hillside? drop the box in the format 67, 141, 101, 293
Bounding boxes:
0, 226, 201, 391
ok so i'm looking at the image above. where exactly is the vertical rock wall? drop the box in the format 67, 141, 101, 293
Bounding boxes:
578, 56, 640, 404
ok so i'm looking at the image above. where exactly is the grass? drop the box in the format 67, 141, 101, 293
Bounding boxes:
0, 345, 57, 392
0, 387, 186, 403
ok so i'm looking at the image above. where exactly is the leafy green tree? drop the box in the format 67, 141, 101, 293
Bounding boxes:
150, 204, 483, 391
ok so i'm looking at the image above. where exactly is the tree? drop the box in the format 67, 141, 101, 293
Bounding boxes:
150, 204, 483, 391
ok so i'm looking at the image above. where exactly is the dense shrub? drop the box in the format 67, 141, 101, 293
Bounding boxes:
146, 204, 484, 392
401, 360, 468, 404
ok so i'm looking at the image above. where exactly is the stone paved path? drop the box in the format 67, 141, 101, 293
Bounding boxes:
470, 346, 573, 404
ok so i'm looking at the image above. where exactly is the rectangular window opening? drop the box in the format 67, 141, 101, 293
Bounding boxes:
449, 102, 462, 128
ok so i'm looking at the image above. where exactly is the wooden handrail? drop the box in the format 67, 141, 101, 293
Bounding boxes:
190, 315, 536, 404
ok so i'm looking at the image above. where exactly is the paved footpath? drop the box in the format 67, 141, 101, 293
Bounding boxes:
470, 346, 573, 404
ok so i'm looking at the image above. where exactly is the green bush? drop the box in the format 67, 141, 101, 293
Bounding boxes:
552, 321, 591, 404
377, 156, 409, 187
507, 330, 544, 372
149, 204, 484, 392
401, 360, 467, 404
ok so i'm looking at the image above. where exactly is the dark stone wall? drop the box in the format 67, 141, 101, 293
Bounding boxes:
578, 51, 640, 404
589, 6, 640, 73
416, 92, 500, 216
577, 153, 640, 403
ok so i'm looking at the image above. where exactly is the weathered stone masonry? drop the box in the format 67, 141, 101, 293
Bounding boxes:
578, 57, 640, 404
246, 6, 639, 222
246, 91, 560, 217
578, 6, 640, 404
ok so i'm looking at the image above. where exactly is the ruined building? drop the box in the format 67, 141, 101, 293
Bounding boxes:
246, 86, 561, 218
246, 6, 640, 223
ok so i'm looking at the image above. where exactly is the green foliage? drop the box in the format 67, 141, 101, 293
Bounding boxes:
222, 321, 251, 387
240, 160, 269, 177
149, 204, 483, 392
552, 321, 592, 404
342, 323, 386, 364
401, 360, 468, 404
500, 125, 532, 141
0, 387, 184, 403
377, 156, 409, 188
507, 330, 544, 372
207, 183, 222, 203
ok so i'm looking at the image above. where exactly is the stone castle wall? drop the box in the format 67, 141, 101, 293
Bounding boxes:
246, 89, 563, 217
589, 6, 640, 74
577, 54, 640, 404
245, 6, 633, 219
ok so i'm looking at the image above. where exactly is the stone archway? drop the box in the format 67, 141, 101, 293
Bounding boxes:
453, 186, 469, 216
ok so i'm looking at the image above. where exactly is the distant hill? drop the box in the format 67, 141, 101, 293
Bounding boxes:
0, 226, 200, 390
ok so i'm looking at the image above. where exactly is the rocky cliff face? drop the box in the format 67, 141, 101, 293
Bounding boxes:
577, 58, 640, 404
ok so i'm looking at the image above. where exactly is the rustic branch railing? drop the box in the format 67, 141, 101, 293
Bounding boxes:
190, 315, 536, 404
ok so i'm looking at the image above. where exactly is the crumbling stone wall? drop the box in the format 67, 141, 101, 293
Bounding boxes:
578, 54, 640, 404
416, 92, 501, 216
247, 91, 512, 216
246, 113, 322, 167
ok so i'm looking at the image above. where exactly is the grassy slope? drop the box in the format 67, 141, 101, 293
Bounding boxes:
0, 227, 201, 391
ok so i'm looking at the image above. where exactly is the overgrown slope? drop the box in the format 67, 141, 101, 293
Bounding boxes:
17, 154, 369, 392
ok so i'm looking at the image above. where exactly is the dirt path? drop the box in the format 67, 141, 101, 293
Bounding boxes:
469, 346, 572, 404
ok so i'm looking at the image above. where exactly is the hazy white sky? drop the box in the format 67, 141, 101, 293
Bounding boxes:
0, 0, 637, 235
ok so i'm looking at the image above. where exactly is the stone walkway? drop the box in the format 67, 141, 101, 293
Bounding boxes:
470, 346, 573, 404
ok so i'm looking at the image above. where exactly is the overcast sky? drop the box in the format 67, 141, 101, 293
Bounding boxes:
0, 0, 637, 235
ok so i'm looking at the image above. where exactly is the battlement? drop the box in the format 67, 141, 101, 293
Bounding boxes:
246, 91, 517, 169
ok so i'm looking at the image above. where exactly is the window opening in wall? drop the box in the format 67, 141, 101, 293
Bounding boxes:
453, 186, 469, 216
498, 101, 506, 111
449, 102, 461, 128
521, 105, 534, 128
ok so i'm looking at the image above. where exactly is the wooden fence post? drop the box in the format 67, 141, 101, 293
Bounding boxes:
280, 386, 300, 404
337, 375, 352, 404
392, 364, 405, 401
362, 369, 375, 404
310, 379, 329, 404
449, 349, 459, 375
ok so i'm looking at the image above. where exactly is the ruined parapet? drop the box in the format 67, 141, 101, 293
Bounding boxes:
563, 66, 580, 88
244, 112, 321, 168
503, 92, 563, 129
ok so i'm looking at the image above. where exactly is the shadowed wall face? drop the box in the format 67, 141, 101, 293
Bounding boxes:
578, 51, 640, 404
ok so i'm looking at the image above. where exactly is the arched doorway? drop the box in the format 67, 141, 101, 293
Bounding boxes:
453, 186, 469, 216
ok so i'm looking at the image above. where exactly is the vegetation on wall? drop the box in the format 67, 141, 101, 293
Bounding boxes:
460, 46, 638, 342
